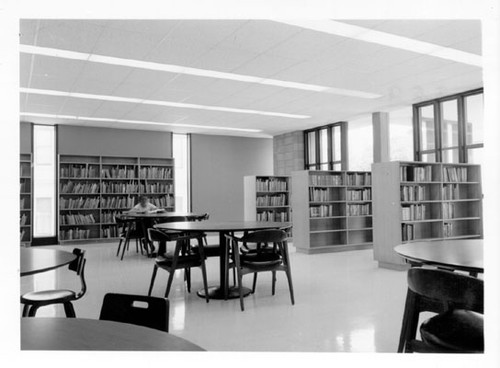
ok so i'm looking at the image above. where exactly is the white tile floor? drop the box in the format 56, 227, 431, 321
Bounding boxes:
20, 239, 409, 352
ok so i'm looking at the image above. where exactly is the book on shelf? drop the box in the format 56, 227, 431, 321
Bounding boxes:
60, 228, 91, 240
443, 167, 468, 182
102, 226, 119, 238
256, 210, 288, 222
443, 222, 454, 237
401, 224, 414, 241
347, 203, 371, 216
60, 165, 99, 178
442, 203, 455, 219
442, 184, 460, 200
309, 204, 336, 218
60, 197, 100, 209
101, 181, 138, 194
401, 204, 427, 221
256, 178, 287, 192
347, 188, 371, 201
309, 188, 336, 202
61, 181, 100, 194
101, 167, 136, 179
400, 165, 433, 182
346, 173, 371, 186
139, 167, 172, 179
101, 196, 136, 209
256, 194, 287, 206
309, 174, 343, 186
400, 185, 427, 202
20, 213, 28, 226
150, 195, 174, 208
140, 183, 174, 194
20, 229, 26, 241
60, 213, 97, 225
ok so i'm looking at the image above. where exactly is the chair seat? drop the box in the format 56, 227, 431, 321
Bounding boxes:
21, 289, 76, 304
241, 252, 282, 269
420, 309, 484, 352
156, 253, 202, 267
192, 243, 220, 257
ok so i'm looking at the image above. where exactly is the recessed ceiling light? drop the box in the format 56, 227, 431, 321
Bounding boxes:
20, 87, 309, 119
276, 20, 482, 67
20, 44, 381, 99
19, 112, 264, 133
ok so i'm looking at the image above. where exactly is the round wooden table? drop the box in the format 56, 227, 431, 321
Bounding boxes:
394, 239, 483, 274
21, 318, 205, 351
20, 248, 77, 277
154, 220, 291, 300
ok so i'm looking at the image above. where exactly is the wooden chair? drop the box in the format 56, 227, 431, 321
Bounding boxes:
99, 293, 169, 332
115, 215, 146, 260
225, 229, 295, 311
147, 228, 210, 303
398, 268, 483, 353
21, 248, 87, 317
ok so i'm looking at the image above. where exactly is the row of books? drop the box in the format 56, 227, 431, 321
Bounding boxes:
59, 228, 92, 240
102, 167, 135, 179
346, 173, 371, 186
442, 203, 455, 219
150, 196, 174, 208
60, 165, 100, 178
401, 204, 427, 221
20, 198, 29, 209
60, 213, 97, 225
310, 205, 338, 218
443, 167, 468, 182
20, 164, 31, 177
401, 224, 415, 241
347, 204, 371, 216
60, 197, 100, 209
102, 211, 121, 224
256, 210, 288, 222
309, 188, 340, 202
309, 174, 343, 186
102, 226, 119, 238
102, 182, 139, 194
442, 184, 460, 200
347, 189, 371, 201
401, 185, 427, 202
20, 180, 30, 193
61, 181, 99, 194
101, 197, 136, 209
400, 165, 433, 182
141, 183, 174, 194
139, 167, 173, 179
20, 213, 28, 226
256, 194, 287, 207
443, 223, 454, 237
256, 178, 288, 192
20, 229, 27, 241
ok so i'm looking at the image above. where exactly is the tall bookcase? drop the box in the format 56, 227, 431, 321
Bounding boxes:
372, 161, 483, 270
59, 155, 174, 243
244, 175, 291, 222
20, 154, 32, 246
291, 170, 373, 254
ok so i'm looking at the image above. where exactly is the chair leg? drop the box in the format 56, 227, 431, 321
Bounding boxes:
398, 289, 419, 353
116, 238, 123, 257
148, 265, 159, 296
271, 270, 276, 295
200, 262, 210, 303
185, 268, 191, 293
135, 238, 139, 253
22, 304, 31, 317
63, 302, 76, 318
27, 305, 39, 317
121, 237, 129, 260
252, 273, 258, 293
165, 270, 176, 298
237, 270, 244, 311
284, 268, 295, 305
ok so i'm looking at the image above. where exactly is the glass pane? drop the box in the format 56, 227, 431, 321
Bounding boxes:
319, 163, 329, 171
465, 93, 484, 146
419, 105, 435, 151
442, 148, 459, 163
319, 129, 328, 163
467, 147, 483, 166
421, 152, 436, 163
33, 125, 56, 237
389, 107, 414, 161
307, 131, 316, 165
348, 116, 373, 171
332, 163, 342, 170
441, 99, 459, 149
332, 125, 341, 162
173, 134, 190, 212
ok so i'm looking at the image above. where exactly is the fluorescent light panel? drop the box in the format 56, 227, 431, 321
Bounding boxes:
276, 20, 482, 67
20, 87, 309, 119
19, 44, 381, 99
19, 112, 263, 133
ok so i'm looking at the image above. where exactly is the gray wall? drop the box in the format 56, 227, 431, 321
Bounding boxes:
58, 125, 172, 157
273, 131, 304, 175
191, 134, 273, 221
20, 122, 32, 154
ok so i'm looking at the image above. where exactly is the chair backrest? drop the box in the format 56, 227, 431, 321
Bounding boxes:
240, 229, 288, 244
407, 268, 483, 313
192, 213, 209, 221
99, 293, 169, 332
148, 227, 176, 242
68, 248, 87, 299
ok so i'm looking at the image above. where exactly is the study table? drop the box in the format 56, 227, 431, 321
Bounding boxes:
21, 317, 204, 351
20, 248, 77, 277
394, 239, 483, 275
154, 220, 291, 300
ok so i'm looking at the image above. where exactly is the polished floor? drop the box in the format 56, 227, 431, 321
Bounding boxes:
20, 238, 409, 352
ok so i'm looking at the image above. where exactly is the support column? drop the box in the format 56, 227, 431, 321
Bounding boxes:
373, 112, 390, 163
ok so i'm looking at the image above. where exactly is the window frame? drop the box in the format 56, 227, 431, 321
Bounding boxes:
304, 121, 347, 170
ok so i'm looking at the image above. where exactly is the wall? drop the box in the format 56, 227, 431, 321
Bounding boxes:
58, 125, 172, 157
191, 134, 273, 221
20, 122, 32, 154
273, 131, 304, 175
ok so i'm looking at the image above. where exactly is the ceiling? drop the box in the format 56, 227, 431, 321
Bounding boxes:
19, 19, 483, 138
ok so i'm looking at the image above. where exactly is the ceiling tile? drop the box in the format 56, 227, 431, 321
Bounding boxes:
105, 20, 181, 36
111, 68, 175, 99
91, 101, 136, 120
232, 54, 301, 78
58, 98, 103, 116
20, 92, 64, 114
73, 62, 133, 94
448, 36, 482, 55
191, 45, 259, 72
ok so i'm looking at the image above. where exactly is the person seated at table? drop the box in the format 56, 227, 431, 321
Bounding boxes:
129, 195, 158, 213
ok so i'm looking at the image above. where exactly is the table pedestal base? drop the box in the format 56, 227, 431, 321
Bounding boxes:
197, 286, 251, 300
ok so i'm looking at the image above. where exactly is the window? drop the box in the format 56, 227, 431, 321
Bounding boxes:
33, 125, 56, 238
348, 116, 373, 171
389, 106, 414, 161
305, 122, 345, 170
413, 89, 483, 163
172, 133, 191, 212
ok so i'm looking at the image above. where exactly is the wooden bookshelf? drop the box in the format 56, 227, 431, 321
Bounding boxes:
291, 170, 373, 254
20, 154, 32, 246
244, 175, 291, 222
58, 155, 175, 243
372, 161, 483, 270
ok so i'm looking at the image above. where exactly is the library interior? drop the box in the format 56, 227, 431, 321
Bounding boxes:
14, 18, 497, 358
